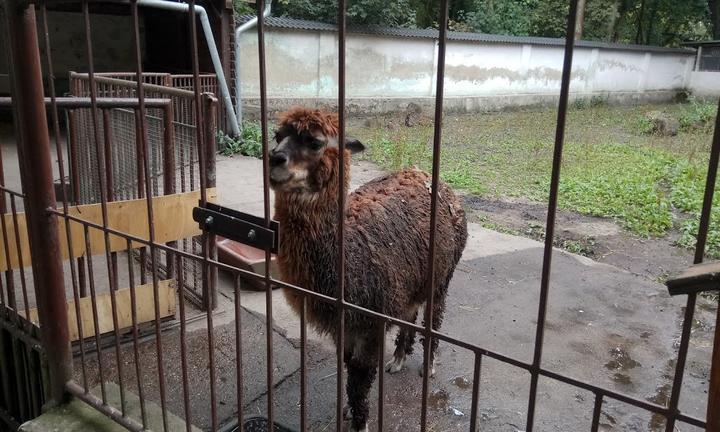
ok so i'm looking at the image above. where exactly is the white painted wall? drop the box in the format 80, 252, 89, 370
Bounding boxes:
689, 71, 720, 98
237, 27, 697, 111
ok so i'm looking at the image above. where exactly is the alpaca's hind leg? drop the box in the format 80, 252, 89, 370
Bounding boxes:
347, 341, 378, 432
420, 283, 449, 377
385, 310, 418, 374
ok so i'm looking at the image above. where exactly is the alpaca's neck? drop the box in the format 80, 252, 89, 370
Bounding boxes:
274, 153, 351, 298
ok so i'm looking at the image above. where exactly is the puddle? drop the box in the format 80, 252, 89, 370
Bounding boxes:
428, 389, 450, 410
604, 347, 641, 370
612, 373, 633, 386
451, 376, 472, 390
647, 383, 671, 431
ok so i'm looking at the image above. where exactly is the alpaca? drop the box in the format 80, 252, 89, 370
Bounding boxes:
269, 107, 468, 432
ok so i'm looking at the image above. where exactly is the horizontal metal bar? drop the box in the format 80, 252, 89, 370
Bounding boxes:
0, 97, 171, 108
66, 381, 144, 432
69, 72, 196, 98
0, 185, 26, 199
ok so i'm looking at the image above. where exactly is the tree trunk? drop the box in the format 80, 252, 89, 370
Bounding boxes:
645, 0, 659, 45
635, 0, 646, 44
711, 0, 720, 39
610, 0, 629, 42
575, 0, 586, 40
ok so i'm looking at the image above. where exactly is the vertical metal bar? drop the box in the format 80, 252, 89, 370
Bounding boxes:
420, 1, 449, 430
130, 2, 169, 430
177, 255, 192, 432
376, 320, 386, 432
38, 4, 88, 393
125, 239, 147, 428
234, 275, 244, 431
255, 0, 274, 427
102, 110, 119, 292
336, 0, 348, 429
665, 98, 720, 432
300, 296, 307, 432
9, 197, 29, 321
5, 0, 71, 405
162, 105, 176, 278
0, 200, 15, 310
469, 353, 482, 432
590, 394, 603, 432
707, 300, 720, 432
82, 226, 106, 403
203, 96, 218, 310
186, 0, 219, 423
525, 2, 579, 431
81, 1, 126, 414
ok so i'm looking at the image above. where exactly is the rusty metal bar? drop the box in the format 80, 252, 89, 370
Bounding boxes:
376, 319, 386, 432
469, 353, 482, 432
66, 381, 145, 432
5, 0, 71, 406
162, 104, 177, 279
255, 0, 275, 427
38, 3, 89, 394
202, 95, 218, 310
125, 239, 148, 428
70, 72, 196, 98
525, 1, 579, 430
665, 98, 720, 432
336, 0, 347, 428
420, 1, 449, 430
300, 296, 307, 432
82, 225, 107, 403
82, 1, 128, 414
177, 255, 192, 432
590, 394, 603, 432
130, 1, 170, 429
707, 300, 720, 431
0, 97, 171, 108
234, 275, 244, 431
9, 196, 29, 321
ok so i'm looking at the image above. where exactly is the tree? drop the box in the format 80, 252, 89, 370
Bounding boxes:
709, 0, 720, 38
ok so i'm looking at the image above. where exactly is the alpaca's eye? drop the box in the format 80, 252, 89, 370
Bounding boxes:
309, 138, 324, 150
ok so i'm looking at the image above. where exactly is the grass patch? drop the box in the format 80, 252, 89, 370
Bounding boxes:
356, 102, 720, 255
218, 121, 263, 158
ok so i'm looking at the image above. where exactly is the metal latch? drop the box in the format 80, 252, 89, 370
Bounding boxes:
192, 202, 280, 254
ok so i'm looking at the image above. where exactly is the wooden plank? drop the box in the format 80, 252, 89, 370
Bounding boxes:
0, 188, 217, 272
23, 279, 176, 341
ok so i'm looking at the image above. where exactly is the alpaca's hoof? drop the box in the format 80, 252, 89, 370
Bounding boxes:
349, 425, 368, 432
384, 357, 405, 374
418, 359, 436, 378
343, 404, 352, 420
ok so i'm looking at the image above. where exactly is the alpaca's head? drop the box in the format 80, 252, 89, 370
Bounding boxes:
269, 107, 364, 195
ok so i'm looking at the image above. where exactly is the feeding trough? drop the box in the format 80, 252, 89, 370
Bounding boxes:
217, 236, 279, 290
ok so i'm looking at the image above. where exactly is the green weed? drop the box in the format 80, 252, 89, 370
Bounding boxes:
218, 122, 263, 158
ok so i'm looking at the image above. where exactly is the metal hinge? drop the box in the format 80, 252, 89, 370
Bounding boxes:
193, 202, 279, 254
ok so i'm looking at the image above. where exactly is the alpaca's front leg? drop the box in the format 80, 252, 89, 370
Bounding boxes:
346, 358, 376, 432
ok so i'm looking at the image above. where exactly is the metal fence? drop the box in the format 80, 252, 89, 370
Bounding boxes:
68, 72, 217, 310
0, 0, 718, 432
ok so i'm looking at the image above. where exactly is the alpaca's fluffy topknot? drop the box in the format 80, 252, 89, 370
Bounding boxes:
277, 107, 339, 138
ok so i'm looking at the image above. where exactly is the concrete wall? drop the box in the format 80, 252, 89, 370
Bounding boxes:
689, 71, 720, 98
237, 28, 697, 114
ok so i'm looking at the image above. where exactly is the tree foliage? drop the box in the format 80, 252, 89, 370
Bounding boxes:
260, 0, 714, 46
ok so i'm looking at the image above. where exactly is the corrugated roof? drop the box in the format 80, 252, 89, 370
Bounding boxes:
237, 15, 695, 54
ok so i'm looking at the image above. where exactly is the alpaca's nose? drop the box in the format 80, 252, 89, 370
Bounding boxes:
270, 152, 288, 167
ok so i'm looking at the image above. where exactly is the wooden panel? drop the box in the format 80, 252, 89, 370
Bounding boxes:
0, 188, 217, 271
23, 279, 176, 341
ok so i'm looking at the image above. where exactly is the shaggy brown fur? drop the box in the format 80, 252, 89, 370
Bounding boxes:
277, 106, 339, 138
270, 107, 468, 432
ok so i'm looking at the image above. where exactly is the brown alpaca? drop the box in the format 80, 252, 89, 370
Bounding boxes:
269, 107, 468, 432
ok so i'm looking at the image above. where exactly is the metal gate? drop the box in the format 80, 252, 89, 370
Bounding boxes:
0, 0, 718, 431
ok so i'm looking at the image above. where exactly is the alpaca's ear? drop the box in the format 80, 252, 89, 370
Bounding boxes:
345, 137, 365, 154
